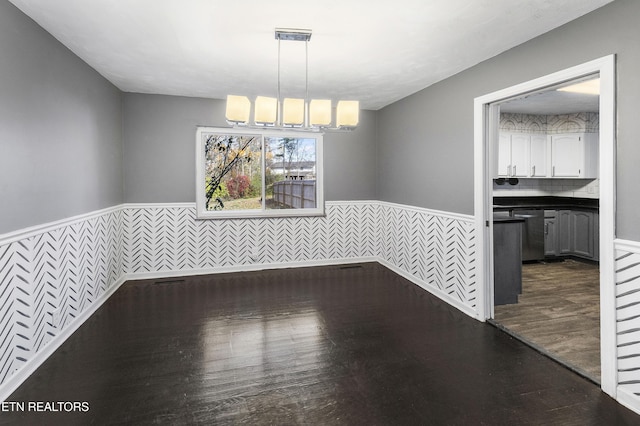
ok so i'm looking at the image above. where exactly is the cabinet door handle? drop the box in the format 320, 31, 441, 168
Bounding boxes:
552, 166, 555, 176
513, 165, 516, 175
545, 223, 549, 235
507, 165, 511, 176
532, 165, 535, 176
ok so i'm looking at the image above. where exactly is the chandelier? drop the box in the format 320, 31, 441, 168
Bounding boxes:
225, 28, 359, 131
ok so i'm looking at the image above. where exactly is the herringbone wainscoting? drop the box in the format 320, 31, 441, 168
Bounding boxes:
0, 210, 123, 384
378, 203, 477, 311
4, 201, 640, 410
119, 203, 478, 312
616, 246, 640, 401
120, 203, 381, 273
0, 201, 478, 396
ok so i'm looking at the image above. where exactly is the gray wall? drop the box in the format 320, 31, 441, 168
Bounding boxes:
377, 0, 640, 241
123, 93, 377, 203
5, 0, 639, 240
0, 1, 123, 235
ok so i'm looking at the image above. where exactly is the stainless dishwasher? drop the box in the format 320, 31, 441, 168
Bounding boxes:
511, 208, 544, 262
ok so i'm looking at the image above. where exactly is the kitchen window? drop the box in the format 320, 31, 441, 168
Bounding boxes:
195, 126, 324, 219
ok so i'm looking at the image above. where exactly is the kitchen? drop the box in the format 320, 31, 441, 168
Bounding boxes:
491, 76, 601, 383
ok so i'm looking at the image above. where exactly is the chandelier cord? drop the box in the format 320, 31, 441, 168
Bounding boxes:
305, 39, 309, 106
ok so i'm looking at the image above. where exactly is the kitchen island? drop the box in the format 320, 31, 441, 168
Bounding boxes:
493, 212, 525, 305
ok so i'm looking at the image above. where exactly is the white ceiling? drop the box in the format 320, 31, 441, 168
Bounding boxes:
9, 0, 614, 110
500, 89, 600, 115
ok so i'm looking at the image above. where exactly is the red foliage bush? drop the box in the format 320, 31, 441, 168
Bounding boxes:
226, 175, 252, 198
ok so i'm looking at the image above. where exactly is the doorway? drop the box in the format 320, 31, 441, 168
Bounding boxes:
473, 56, 617, 397
491, 77, 601, 383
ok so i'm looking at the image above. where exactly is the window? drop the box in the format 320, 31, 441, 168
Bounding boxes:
195, 127, 324, 219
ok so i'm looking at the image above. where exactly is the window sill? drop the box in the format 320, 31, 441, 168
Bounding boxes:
195, 208, 326, 220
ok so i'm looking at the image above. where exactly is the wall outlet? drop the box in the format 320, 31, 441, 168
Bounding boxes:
249, 247, 260, 262
50, 308, 62, 329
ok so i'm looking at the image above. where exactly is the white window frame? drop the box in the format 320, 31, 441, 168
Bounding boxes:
195, 126, 325, 219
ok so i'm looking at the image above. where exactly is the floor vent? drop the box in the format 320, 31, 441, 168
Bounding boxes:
339, 265, 363, 270
153, 279, 185, 285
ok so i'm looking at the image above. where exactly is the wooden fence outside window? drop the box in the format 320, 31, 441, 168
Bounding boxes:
272, 180, 316, 208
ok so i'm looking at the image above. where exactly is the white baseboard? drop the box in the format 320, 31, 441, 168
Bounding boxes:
123, 256, 379, 282
616, 387, 640, 416
378, 259, 479, 319
124, 256, 481, 321
0, 276, 127, 402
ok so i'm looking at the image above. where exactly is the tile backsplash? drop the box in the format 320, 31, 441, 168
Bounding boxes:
500, 112, 599, 134
493, 178, 599, 199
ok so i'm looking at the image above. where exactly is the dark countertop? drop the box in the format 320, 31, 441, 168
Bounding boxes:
493, 211, 526, 223
493, 196, 599, 211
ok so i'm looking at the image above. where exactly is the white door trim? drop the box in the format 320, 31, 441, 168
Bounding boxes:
473, 55, 617, 397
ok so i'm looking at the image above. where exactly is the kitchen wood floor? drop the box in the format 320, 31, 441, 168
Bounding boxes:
494, 259, 600, 382
4, 262, 636, 425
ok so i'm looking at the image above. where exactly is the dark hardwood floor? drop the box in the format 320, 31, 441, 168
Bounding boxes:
2, 262, 637, 425
494, 259, 600, 382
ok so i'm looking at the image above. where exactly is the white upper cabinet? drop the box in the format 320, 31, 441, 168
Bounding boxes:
550, 133, 598, 178
496, 131, 598, 179
529, 134, 548, 177
497, 133, 529, 177
510, 134, 530, 177
497, 133, 511, 177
